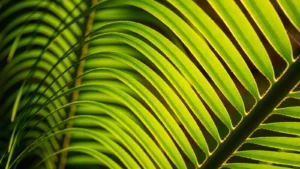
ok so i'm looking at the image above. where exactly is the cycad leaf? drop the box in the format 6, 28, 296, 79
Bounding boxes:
10, 82, 25, 122
207, 0, 275, 82
288, 91, 300, 99
1, 0, 300, 169
246, 137, 300, 152
86, 85, 186, 169
95, 21, 221, 143
168, 0, 259, 99
235, 150, 300, 167
260, 122, 300, 136
52, 84, 184, 168
27, 103, 163, 169
273, 107, 300, 118
224, 163, 291, 169
86, 68, 198, 165
241, 0, 293, 64
35, 146, 123, 169
102, 0, 244, 117
55, 127, 141, 169
72, 117, 156, 169
92, 52, 210, 154
278, 0, 300, 32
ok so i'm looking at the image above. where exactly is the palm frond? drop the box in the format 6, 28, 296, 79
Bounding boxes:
0, 0, 300, 169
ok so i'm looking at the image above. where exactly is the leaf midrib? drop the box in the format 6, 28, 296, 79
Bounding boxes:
58, 1, 97, 169
200, 56, 300, 169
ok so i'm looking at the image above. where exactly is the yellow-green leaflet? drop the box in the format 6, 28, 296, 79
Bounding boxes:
207, 0, 275, 83
246, 137, 300, 152
241, 0, 293, 64
96, 21, 222, 143
288, 91, 300, 99
99, 0, 243, 120
235, 150, 300, 167
168, 0, 259, 100
79, 67, 198, 166
273, 107, 300, 119
224, 163, 291, 169
260, 122, 300, 136
278, 0, 300, 32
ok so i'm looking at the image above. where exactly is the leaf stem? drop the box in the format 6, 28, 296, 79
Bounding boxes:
58, 1, 97, 169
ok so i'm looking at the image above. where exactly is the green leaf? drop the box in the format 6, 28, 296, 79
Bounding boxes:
34, 146, 123, 169
207, 0, 275, 82
100, 0, 244, 118
83, 68, 198, 165
41, 98, 174, 168
260, 122, 300, 136
235, 150, 300, 167
10, 82, 25, 122
288, 91, 300, 99
76, 84, 187, 169
273, 107, 300, 119
1, 0, 300, 169
168, 0, 259, 99
278, 0, 300, 32
241, 0, 293, 64
95, 22, 221, 143
246, 137, 300, 152
224, 163, 291, 169
63, 128, 141, 169
88, 52, 210, 154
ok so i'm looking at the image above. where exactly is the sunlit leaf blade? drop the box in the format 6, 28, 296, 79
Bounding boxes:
288, 91, 300, 99
87, 87, 186, 168
98, 53, 209, 153
259, 122, 300, 136
7, 35, 21, 62
10, 82, 25, 122
278, 0, 300, 32
100, 0, 235, 133
56, 127, 141, 169
241, 0, 293, 64
235, 150, 300, 167
207, 0, 275, 82
246, 137, 300, 152
12, 104, 162, 169
72, 116, 156, 169
273, 107, 300, 118
35, 146, 123, 169
90, 51, 210, 154
67, 156, 106, 165
168, 0, 259, 99
77, 128, 140, 169
53, 83, 185, 168
108, 0, 245, 118
84, 68, 198, 165
224, 163, 291, 169
95, 21, 220, 145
